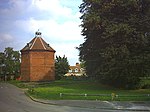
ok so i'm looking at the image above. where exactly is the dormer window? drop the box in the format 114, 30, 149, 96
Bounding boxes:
75, 68, 78, 72
69, 69, 72, 73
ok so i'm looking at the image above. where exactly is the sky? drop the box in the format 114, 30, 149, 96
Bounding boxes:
0, 0, 84, 65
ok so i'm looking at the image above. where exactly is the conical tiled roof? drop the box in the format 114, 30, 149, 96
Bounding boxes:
21, 31, 55, 52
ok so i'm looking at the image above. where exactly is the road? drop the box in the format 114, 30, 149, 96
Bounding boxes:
0, 82, 149, 112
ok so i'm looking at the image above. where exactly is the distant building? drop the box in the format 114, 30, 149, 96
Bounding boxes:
65, 63, 86, 76
20, 31, 55, 81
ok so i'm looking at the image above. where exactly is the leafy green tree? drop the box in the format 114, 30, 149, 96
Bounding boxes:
55, 55, 70, 80
80, 60, 86, 69
0, 52, 5, 65
3, 47, 20, 79
0, 52, 5, 77
78, 0, 150, 89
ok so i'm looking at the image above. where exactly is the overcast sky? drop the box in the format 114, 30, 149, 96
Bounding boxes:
0, 0, 84, 65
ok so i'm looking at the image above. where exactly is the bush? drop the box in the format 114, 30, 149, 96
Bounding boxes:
141, 84, 150, 89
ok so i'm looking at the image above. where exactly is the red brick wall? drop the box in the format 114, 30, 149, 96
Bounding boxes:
20, 51, 30, 81
21, 51, 55, 81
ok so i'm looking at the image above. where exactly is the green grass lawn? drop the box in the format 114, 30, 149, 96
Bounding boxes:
10, 79, 150, 101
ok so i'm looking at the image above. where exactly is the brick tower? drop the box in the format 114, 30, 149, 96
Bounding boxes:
20, 31, 55, 81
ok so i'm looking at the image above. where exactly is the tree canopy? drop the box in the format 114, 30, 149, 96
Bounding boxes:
55, 55, 70, 80
78, 0, 150, 89
0, 47, 20, 80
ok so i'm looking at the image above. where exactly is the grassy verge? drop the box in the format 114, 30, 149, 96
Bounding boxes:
9, 79, 150, 101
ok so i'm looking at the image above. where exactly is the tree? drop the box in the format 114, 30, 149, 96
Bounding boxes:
0, 52, 5, 78
0, 52, 5, 65
2, 47, 21, 79
55, 55, 70, 80
78, 0, 150, 89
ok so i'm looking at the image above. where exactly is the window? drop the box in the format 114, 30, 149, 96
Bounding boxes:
75, 68, 78, 72
69, 69, 72, 73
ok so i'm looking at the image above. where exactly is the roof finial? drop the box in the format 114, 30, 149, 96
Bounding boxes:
35, 29, 42, 37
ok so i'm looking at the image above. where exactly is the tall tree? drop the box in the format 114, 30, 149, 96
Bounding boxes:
55, 55, 70, 80
78, 0, 150, 89
4, 47, 20, 78
0, 52, 5, 64
0, 52, 5, 76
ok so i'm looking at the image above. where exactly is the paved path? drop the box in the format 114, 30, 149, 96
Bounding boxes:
0, 82, 150, 112
32, 97, 150, 111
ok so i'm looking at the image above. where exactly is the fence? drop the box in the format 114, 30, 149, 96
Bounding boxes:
59, 93, 150, 100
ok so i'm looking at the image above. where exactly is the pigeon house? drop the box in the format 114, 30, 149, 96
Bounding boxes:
20, 31, 55, 81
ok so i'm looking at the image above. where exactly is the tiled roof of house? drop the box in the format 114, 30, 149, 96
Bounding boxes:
21, 31, 55, 52
70, 66, 81, 70
69, 63, 81, 72
65, 63, 86, 76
